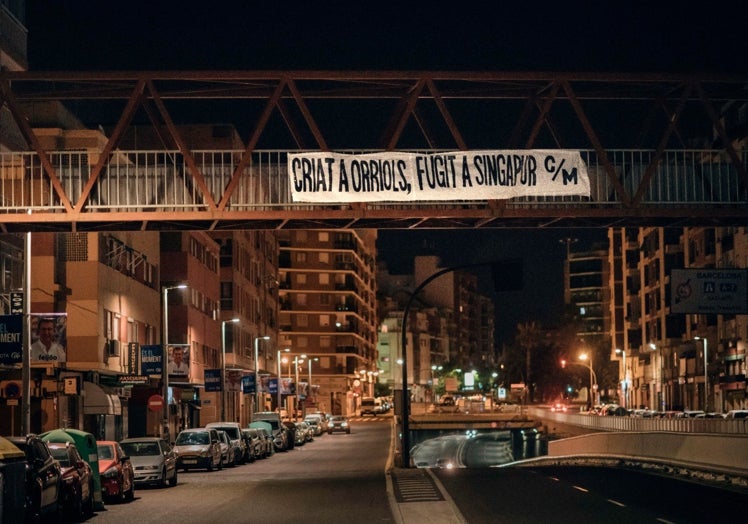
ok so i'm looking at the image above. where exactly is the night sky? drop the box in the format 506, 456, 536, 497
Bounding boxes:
23, 2, 743, 342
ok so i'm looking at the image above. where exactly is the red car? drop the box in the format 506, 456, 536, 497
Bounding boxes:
97, 440, 135, 503
48, 441, 95, 520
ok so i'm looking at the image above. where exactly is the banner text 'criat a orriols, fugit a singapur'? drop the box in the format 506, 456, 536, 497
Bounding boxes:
288, 150, 590, 203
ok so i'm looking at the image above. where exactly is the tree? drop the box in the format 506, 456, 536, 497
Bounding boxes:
516, 321, 541, 402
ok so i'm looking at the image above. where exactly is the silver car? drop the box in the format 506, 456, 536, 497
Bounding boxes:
120, 437, 178, 487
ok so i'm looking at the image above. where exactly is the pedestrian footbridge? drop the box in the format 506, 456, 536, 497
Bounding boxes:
0, 70, 746, 232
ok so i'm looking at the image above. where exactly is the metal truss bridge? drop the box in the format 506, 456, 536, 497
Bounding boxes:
0, 70, 746, 232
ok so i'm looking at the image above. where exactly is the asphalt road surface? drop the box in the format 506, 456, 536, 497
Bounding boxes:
88, 417, 394, 524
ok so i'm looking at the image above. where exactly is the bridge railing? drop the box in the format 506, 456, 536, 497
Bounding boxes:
0, 149, 745, 213
532, 406, 748, 435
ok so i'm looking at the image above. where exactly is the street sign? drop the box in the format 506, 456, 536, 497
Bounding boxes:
147, 394, 164, 412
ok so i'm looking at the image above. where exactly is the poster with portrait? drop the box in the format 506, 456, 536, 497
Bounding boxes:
30, 313, 67, 363
167, 344, 190, 376
226, 369, 243, 392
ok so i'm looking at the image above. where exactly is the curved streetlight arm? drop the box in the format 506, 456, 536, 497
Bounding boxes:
401, 261, 499, 468
564, 360, 598, 401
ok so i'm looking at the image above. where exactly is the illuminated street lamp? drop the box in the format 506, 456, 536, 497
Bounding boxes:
293, 355, 304, 419
302, 355, 318, 404
578, 353, 598, 406
695, 336, 708, 411
162, 284, 187, 440
277, 348, 290, 414
221, 318, 240, 421
253, 336, 270, 414
615, 348, 627, 409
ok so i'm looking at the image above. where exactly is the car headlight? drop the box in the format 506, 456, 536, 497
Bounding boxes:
341, 422, 348, 427
101, 466, 119, 479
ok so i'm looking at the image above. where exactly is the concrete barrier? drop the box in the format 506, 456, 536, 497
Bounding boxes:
547, 431, 748, 478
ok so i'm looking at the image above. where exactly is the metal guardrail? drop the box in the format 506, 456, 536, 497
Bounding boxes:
1, 149, 746, 213
530, 406, 748, 435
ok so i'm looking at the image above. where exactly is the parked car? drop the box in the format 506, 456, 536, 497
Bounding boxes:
293, 422, 311, 445
120, 437, 178, 487
47, 440, 94, 520
7, 434, 62, 521
215, 429, 236, 467
205, 422, 246, 465
327, 415, 351, 434
174, 428, 222, 471
241, 428, 265, 461
249, 426, 275, 458
308, 412, 331, 432
97, 440, 135, 503
282, 421, 297, 450
252, 412, 290, 451
304, 414, 325, 436
725, 409, 748, 419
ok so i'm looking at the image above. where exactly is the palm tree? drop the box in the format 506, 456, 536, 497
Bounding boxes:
516, 321, 541, 403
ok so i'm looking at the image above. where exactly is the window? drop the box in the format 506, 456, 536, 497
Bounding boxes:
318, 232, 329, 242
297, 274, 307, 284
319, 273, 329, 285
319, 252, 329, 264
297, 314, 308, 327
297, 293, 307, 306
296, 252, 307, 263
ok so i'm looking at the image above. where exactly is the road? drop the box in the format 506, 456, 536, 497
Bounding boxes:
436, 465, 747, 523
87, 417, 394, 524
79, 415, 748, 523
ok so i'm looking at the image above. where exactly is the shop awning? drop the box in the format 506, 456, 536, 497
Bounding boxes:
83, 381, 122, 415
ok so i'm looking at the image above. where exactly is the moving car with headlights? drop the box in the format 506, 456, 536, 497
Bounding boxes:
7, 434, 62, 521
120, 437, 178, 487
327, 415, 351, 434
47, 440, 94, 520
174, 428, 222, 471
97, 440, 135, 503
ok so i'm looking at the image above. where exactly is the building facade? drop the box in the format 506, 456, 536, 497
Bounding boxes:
278, 229, 378, 416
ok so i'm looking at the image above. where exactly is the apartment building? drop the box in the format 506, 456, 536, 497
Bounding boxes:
608, 226, 748, 413
211, 230, 280, 422
278, 229, 378, 416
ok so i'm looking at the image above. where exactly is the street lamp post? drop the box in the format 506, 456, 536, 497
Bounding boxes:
162, 284, 187, 440
221, 318, 240, 421
578, 353, 598, 406
277, 348, 290, 415
293, 355, 304, 419
253, 336, 270, 415
615, 348, 627, 409
304, 356, 318, 405
695, 336, 708, 411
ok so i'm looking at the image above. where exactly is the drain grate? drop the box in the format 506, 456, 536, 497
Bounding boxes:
391, 470, 445, 503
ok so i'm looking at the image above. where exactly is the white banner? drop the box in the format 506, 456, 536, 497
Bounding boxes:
288, 150, 590, 203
